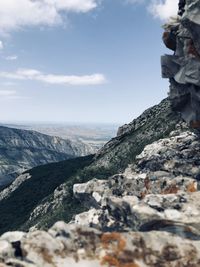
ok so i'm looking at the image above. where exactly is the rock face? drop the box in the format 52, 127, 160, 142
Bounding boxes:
0, 126, 93, 186
92, 98, 182, 175
0, 222, 200, 267
0, 128, 200, 266
73, 130, 200, 235
162, 0, 200, 127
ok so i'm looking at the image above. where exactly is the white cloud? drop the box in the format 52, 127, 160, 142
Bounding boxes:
5, 55, 18, 61
149, 0, 179, 20
126, 0, 178, 20
0, 0, 99, 33
0, 68, 107, 86
0, 41, 3, 49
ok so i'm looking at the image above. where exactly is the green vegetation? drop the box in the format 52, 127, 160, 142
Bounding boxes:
0, 155, 94, 234
81, 99, 182, 177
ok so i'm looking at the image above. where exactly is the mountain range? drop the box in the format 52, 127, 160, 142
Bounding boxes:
0, 126, 94, 186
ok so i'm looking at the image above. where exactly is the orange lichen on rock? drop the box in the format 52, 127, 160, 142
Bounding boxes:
187, 182, 197, 193
101, 233, 140, 267
101, 255, 140, 267
162, 184, 179, 194
101, 255, 120, 266
101, 233, 126, 252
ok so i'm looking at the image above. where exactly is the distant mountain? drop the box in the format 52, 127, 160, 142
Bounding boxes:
2, 123, 119, 151
0, 98, 185, 233
0, 126, 94, 186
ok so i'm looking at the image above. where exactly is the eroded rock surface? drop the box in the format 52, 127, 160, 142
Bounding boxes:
0, 222, 200, 267
0, 129, 200, 266
73, 131, 200, 236
162, 0, 200, 127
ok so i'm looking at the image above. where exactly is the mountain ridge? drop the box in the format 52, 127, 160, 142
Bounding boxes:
0, 97, 186, 233
0, 125, 94, 186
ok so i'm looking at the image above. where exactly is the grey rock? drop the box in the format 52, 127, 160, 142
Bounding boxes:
0, 223, 200, 266
73, 131, 200, 235
162, 0, 200, 126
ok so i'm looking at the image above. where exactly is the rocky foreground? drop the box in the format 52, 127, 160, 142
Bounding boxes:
0, 128, 200, 267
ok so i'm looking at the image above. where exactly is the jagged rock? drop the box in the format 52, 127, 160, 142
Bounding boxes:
0, 223, 200, 267
73, 130, 200, 235
0, 125, 200, 266
162, 0, 200, 126
93, 98, 184, 173
133, 131, 200, 179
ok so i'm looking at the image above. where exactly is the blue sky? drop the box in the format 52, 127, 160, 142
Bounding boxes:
0, 0, 178, 124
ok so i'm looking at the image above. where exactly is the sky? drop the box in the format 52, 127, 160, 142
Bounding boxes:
0, 0, 179, 124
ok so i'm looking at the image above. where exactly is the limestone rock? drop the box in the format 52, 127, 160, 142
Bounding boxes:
0, 223, 200, 267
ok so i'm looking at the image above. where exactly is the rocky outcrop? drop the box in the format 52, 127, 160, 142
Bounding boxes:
73, 130, 200, 235
0, 129, 197, 266
162, 0, 200, 127
0, 129, 200, 266
0, 126, 93, 186
93, 98, 183, 174
0, 222, 199, 267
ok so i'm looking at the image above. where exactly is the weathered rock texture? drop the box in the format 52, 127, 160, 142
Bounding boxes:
0, 222, 200, 267
0, 129, 200, 266
162, 0, 200, 127
73, 130, 200, 235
